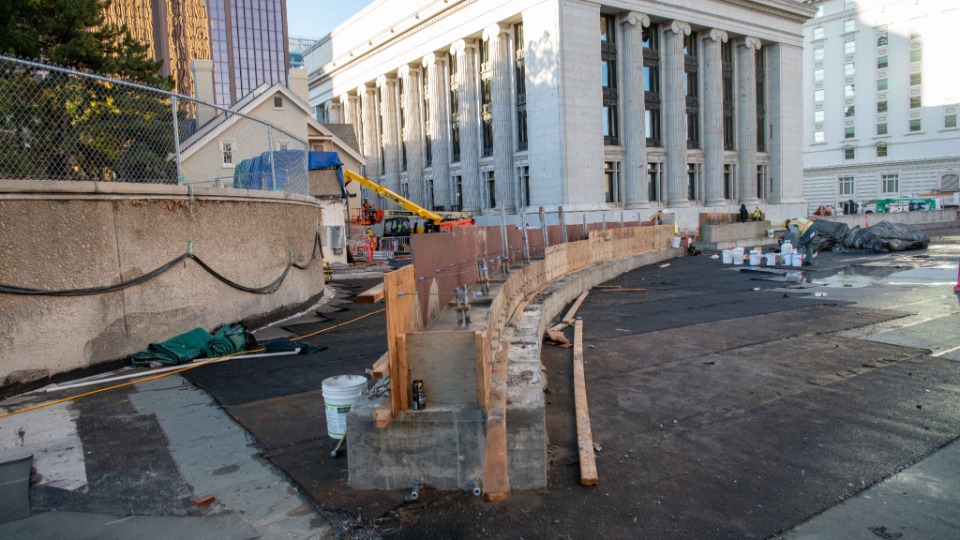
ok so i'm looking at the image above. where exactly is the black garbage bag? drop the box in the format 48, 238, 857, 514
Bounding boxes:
812, 219, 849, 252
866, 221, 930, 251
839, 226, 888, 253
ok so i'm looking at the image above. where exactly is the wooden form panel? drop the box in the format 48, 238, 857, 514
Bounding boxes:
381, 265, 419, 425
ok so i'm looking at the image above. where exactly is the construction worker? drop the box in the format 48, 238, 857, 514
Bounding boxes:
739, 204, 749, 223
751, 206, 763, 221
783, 218, 818, 266
650, 210, 663, 225
362, 199, 375, 224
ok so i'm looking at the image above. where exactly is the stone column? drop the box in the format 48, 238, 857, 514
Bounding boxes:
485, 23, 516, 212
620, 12, 650, 209
424, 52, 451, 209
452, 39, 481, 212
736, 36, 761, 206
359, 86, 380, 181
702, 29, 728, 206
664, 21, 691, 208
765, 43, 804, 204
400, 64, 424, 206
376, 75, 400, 193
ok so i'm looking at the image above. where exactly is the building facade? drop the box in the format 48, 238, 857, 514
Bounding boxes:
104, 0, 290, 106
802, 0, 960, 211
304, 0, 814, 227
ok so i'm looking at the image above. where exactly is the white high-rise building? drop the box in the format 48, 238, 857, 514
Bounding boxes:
305, 0, 816, 227
802, 0, 960, 212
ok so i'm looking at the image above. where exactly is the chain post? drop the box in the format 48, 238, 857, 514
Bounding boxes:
171, 96, 183, 185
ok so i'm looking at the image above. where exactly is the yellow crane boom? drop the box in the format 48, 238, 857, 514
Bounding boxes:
344, 170, 445, 224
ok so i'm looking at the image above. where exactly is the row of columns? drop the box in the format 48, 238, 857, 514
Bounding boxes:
617, 13, 763, 209
331, 13, 765, 213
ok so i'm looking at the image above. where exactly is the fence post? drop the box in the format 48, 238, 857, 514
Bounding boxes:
171, 96, 183, 185
559, 206, 568, 244
620, 211, 625, 228
267, 125, 277, 191
521, 206, 530, 261
499, 206, 509, 267
602, 214, 607, 230
582, 214, 588, 239
539, 206, 548, 250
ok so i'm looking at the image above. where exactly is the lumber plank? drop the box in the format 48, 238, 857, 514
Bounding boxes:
356, 282, 385, 304
483, 341, 511, 501
561, 291, 590, 325
373, 400, 393, 428
366, 352, 390, 379
573, 321, 598, 486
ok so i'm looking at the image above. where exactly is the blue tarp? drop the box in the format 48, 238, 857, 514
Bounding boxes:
233, 150, 347, 199
308, 151, 348, 199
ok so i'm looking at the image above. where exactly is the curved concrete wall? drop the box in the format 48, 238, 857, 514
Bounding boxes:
0, 180, 329, 387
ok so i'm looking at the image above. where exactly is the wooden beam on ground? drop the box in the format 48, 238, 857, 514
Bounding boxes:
366, 352, 390, 379
483, 341, 511, 502
561, 291, 590, 326
600, 288, 647, 293
573, 321, 598, 486
356, 283, 385, 304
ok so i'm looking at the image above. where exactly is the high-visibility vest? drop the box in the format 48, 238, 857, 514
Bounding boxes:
791, 217, 813, 236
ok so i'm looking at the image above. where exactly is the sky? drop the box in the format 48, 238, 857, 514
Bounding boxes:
286, 0, 376, 39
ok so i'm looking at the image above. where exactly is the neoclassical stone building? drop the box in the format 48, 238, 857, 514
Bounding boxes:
305, 0, 815, 227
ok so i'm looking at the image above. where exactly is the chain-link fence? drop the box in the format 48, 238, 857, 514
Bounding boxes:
0, 55, 308, 194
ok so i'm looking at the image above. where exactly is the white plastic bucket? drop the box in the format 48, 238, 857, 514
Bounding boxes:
749, 252, 762, 266
792, 254, 804, 267
722, 249, 733, 264
322, 375, 368, 439
782, 253, 792, 266
671, 236, 681, 248
765, 253, 777, 267
732, 247, 745, 265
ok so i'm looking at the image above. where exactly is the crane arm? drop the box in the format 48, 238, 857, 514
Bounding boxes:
344, 170, 444, 224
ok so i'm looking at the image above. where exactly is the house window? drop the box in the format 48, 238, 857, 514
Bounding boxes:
644, 23, 661, 147
845, 126, 855, 139
839, 176, 854, 196
881, 173, 899, 194
518, 165, 530, 207
877, 122, 888, 135
844, 147, 855, 159
910, 73, 922, 86
220, 141, 235, 166
604, 161, 620, 203
601, 15, 619, 145
909, 118, 922, 132
877, 145, 887, 157
910, 96, 922, 108
877, 55, 888, 69
273, 96, 283, 109
483, 170, 496, 208
276, 141, 289, 151
877, 100, 887, 113
515, 22, 528, 152
813, 27, 824, 40
647, 161, 662, 201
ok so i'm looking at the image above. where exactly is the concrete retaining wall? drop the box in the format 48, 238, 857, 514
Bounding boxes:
0, 180, 329, 387
816, 210, 958, 230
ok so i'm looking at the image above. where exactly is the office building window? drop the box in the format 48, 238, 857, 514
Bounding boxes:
877, 55, 888, 69
910, 73, 922, 86
398, 77, 408, 172
946, 111, 958, 129
756, 165, 767, 200
844, 148, 855, 159
483, 170, 496, 208
644, 23, 661, 147
877, 100, 887, 113
909, 119, 921, 132
449, 54, 461, 163
518, 165, 530, 207
845, 41, 856, 55
601, 15, 619, 145
881, 173, 898, 194
844, 63, 855, 76
604, 161, 620, 203
844, 20, 856, 33
877, 122, 888, 135
420, 70, 432, 167
721, 41, 734, 150
453, 175, 462, 210
647, 161, 662, 201
814, 47, 824, 61
814, 130, 824, 143
814, 69, 824, 81
723, 163, 734, 199
377, 88, 385, 172
877, 79, 888, 91
877, 145, 887, 157
813, 27, 824, 40
845, 126, 855, 139
425, 178, 435, 209
845, 84, 855, 98
815, 89, 824, 102
688, 163, 700, 200
877, 32, 888, 47
756, 47, 765, 152
515, 22, 528, 151
845, 105, 855, 117
910, 49, 922, 63
844, 0, 856, 10
814, 110, 824, 123
910, 96, 922, 108
839, 176, 854, 196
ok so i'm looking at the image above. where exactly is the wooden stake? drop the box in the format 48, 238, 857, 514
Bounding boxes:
573, 321, 598, 486
365, 352, 390, 379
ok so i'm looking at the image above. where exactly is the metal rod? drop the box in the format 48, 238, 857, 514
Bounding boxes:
620, 211, 625, 228
539, 206, 548, 249
582, 214, 588, 239
559, 206, 568, 244
171, 96, 183, 185
499, 205, 509, 265
405, 478, 422, 502
602, 214, 607, 230
520, 207, 530, 261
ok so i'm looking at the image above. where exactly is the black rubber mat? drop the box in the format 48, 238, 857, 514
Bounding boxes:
0, 456, 32, 523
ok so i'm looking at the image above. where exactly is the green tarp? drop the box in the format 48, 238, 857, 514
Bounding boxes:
131, 324, 249, 366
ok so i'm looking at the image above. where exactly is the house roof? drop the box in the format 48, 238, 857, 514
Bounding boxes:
320, 124, 361, 155
306, 119, 366, 165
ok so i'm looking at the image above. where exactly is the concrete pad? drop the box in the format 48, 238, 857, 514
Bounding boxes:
0, 511, 257, 540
